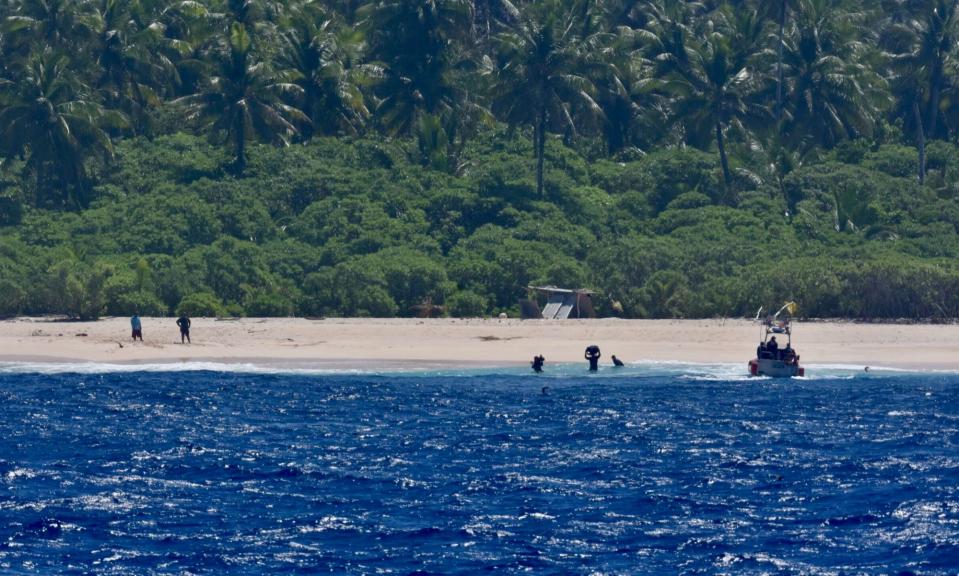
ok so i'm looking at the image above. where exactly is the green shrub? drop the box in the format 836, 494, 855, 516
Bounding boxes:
176, 292, 225, 317
368, 248, 449, 315
447, 290, 488, 317
666, 191, 712, 210
243, 290, 294, 317
0, 279, 25, 317
7, 129, 959, 321
0, 187, 22, 226
863, 145, 918, 179
41, 261, 112, 320
352, 285, 399, 317
117, 291, 168, 316
300, 262, 399, 317
103, 272, 138, 315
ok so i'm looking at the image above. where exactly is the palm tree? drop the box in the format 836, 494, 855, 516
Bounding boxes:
216, 0, 283, 50
491, 9, 603, 196
363, 0, 472, 135
1, 0, 101, 54
324, 0, 364, 26
881, 0, 959, 182
223, 0, 261, 27
0, 51, 124, 208
593, 27, 648, 155
750, 0, 804, 123
174, 22, 308, 173
158, 0, 219, 97
277, 4, 380, 138
779, 0, 885, 151
645, 5, 766, 191
93, 0, 172, 134
473, 0, 520, 47
363, 0, 492, 171
900, 0, 957, 140
558, 0, 654, 155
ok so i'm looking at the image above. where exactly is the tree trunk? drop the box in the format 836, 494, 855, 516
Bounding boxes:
305, 86, 318, 140
234, 113, 247, 174
716, 121, 731, 190
446, 114, 458, 174
535, 110, 546, 197
776, 0, 786, 124
605, 101, 625, 156
915, 100, 926, 185
473, 0, 490, 48
928, 63, 943, 140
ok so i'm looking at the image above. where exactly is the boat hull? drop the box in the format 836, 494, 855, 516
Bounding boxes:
749, 358, 804, 378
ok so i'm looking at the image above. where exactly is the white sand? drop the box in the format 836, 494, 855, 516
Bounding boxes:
0, 316, 956, 370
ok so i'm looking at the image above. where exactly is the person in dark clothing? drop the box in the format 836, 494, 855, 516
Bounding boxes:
176, 315, 191, 344
531, 355, 545, 373
783, 343, 795, 364
766, 336, 778, 357
612, 355, 624, 367
585, 344, 601, 371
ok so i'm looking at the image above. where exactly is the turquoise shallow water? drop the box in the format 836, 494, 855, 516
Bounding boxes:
0, 363, 957, 574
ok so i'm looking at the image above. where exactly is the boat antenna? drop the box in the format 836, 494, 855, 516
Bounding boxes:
772, 301, 797, 319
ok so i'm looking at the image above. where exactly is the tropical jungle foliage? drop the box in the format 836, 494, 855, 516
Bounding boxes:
2, 0, 959, 320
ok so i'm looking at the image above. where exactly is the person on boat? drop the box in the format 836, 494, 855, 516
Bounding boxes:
767, 336, 779, 357
783, 344, 796, 364
612, 355, 624, 367
585, 344, 601, 371
130, 313, 143, 342
176, 314, 191, 344
531, 355, 545, 373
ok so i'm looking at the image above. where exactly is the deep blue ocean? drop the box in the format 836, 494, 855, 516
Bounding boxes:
0, 362, 957, 575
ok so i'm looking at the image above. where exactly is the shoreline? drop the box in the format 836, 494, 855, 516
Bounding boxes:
2, 316, 959, 371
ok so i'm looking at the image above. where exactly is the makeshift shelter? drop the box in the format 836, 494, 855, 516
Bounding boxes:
522, 286, 596, 319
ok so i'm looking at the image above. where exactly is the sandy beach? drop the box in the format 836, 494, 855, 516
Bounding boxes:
0, 316, 957, 370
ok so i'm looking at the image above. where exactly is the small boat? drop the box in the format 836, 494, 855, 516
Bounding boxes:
748, 302, 805, 378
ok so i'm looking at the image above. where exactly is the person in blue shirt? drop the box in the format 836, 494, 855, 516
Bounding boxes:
131, 314, 143, 342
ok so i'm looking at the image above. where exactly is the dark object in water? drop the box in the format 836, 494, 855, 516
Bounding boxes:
585, 345, 601, 371
612, 355, 624, 367
531, 355, 545, 373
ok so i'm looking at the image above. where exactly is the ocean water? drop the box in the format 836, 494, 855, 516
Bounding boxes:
0, 362, 957, 575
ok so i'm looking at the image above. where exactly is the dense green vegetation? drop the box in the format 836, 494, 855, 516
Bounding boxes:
2, 0, 959, 319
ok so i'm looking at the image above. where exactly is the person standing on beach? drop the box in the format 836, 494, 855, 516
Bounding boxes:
131, 314, 143, 342
176, 314, 191, 344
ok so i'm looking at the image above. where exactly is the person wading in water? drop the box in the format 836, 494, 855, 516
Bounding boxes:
585, 345, 601, 371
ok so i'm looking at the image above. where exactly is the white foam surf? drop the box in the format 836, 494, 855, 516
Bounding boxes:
0, 359, 949, 379
0, 360, 379, 376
